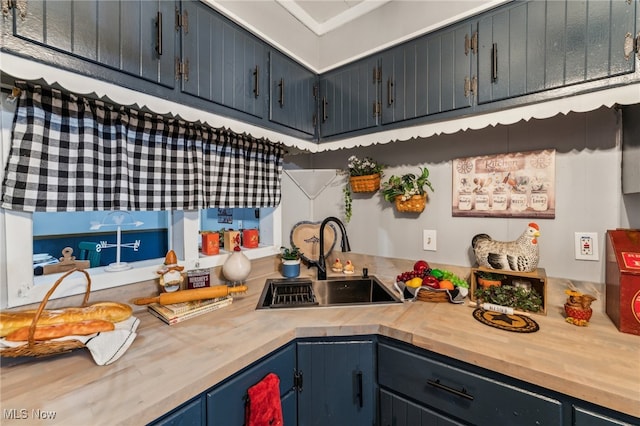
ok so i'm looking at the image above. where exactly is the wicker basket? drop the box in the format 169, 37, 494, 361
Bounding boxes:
349, 174, 381, 193
416, 288, 449, 303
394, 194, 427, 213
1, 268, 91, 358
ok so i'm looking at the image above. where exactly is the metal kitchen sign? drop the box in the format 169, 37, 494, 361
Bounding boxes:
452, 149, 556, 219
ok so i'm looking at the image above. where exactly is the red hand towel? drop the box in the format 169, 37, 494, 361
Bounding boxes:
246, 373, 283, 426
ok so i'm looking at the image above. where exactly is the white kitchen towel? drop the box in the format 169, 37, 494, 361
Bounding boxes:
0, 316, 140, 366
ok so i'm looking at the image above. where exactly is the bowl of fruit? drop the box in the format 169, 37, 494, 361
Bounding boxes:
395, 260, 469, 304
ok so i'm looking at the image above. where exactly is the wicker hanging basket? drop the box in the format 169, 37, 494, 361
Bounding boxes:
349, 174, 381, 193
1, 268, 92, 358
394, 193, 427, 213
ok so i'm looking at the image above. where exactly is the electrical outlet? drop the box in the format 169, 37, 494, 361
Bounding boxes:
423, 230, 437, 251
574, 232, 599, 261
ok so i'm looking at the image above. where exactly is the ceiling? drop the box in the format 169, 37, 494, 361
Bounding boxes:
208, 0, 506, 71
275, 0, 391, 35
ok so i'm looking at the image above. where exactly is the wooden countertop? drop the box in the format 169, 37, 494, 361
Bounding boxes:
1, 255, 638, 425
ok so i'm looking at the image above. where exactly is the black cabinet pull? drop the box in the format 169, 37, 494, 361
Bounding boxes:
253, 66, 260, 98
322, 97, 328, 122
387, 78, 394, 106
155, 11, 163, 56
355, 371, 363, 408
427, 378, 474, 400
278, 78, 285, 107
491, 43, 498, 82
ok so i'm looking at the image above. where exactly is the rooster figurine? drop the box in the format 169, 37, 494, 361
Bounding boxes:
472, 223, 540, 272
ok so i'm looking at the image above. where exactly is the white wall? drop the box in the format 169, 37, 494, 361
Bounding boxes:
282, 107, 638, 283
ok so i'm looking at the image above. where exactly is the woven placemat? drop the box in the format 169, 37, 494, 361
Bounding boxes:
472, 308, 539, 333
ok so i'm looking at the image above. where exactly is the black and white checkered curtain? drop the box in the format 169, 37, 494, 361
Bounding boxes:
1, 83, 284, 211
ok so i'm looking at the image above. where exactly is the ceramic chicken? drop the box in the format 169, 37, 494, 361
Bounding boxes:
343, 260, 355, 274
331, 258, 344, 273
472, 223, 540, 272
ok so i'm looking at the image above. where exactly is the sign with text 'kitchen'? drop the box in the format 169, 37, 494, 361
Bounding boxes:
452, 149, 556, 219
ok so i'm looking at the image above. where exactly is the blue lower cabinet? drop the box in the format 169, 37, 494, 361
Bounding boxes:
149, 396, 205, 426
573, 406, 636, 426
378, 341, 563, 426
206, 343, 296, 425
297, 339, 376, 426
379, 388, 465, 426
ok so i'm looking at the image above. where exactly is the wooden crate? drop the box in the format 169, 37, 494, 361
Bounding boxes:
470, 267, 547, 315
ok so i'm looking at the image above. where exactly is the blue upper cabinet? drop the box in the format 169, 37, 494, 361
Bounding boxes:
13, 0, 176, 89
269, 50, 318, 136
180, 0, 267, 118
381, 21, 475, 125
478, 0, 637, 104
319, 56, 380, 138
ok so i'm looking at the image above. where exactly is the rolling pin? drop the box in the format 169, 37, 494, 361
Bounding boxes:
133, 285, 248, 305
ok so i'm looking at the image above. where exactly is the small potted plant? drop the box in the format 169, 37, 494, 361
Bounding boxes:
475, 271, 507, 288
343, 155, 385, 222
381, 167, 434, 213
280, 245, 302, 278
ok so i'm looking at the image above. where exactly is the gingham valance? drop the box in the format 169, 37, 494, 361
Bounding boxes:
1, 83, 284, 211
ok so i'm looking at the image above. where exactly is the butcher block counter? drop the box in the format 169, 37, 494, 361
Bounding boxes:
1, 254, 638, 425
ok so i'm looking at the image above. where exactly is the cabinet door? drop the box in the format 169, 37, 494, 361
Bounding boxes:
380, 389, 465, 426
148, 396, 204, 426
378, 342, 563, 426
14, 0, 175, 88
206, 343, 296, 426
425, 22, 475, 116
297, 340, 375, 426
181, 0, 267, 118
319, 57, 379, 138
380, 46, 405, 124
269, 50, 317, 136
478, 0, 637, 104
573, 406, 636, 426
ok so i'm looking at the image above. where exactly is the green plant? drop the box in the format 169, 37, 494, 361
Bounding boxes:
343, 156, 385, 223
280, 245, 302, 261
476, 271, 507, 281
381, 167, 434, 203
343, 185, 352, 223
347, 155, 385, 177
474, 285, 543, 313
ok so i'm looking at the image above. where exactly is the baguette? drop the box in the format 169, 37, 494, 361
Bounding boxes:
0, 302, 132, 337
4, 319, 115, 342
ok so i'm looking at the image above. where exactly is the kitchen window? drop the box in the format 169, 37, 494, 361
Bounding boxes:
0, 84, 283, 308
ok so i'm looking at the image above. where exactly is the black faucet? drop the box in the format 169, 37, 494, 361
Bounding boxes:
310, 216, 351, 280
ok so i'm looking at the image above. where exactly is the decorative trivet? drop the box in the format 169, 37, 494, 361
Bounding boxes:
472, 308, 539, 333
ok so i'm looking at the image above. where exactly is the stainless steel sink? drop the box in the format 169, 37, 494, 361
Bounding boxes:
256, 275, 402, 309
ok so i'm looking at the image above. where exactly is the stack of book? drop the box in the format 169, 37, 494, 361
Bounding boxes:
148, 296, 233, 325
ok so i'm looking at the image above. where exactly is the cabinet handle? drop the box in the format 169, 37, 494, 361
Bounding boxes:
387, 78, 394, 106
491, 43, 498, 82
322, 97, 328, 122
278, 78, 285, 107
355, 371, 363, 408
253, 66, 260, 98
427, 378, 474, 400
155, 11, 163, 56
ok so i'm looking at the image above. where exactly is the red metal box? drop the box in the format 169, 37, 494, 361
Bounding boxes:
605, 229, 640, 335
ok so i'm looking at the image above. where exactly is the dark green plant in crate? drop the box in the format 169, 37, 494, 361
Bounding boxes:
474, 285, 543, 313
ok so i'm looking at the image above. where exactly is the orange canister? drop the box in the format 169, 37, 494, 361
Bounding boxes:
243, 229, 259, 248
201, 231, 220, 255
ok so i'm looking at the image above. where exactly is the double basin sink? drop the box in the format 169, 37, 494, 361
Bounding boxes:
256, 275, 402, 309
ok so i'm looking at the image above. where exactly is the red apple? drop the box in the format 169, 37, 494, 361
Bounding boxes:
422, 275, 440, 289
413, 260, 429, 272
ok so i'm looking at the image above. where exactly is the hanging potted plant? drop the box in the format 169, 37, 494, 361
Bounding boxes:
381, 167, 434, 213
280, 245, 303, 278
343, 156, 385, 222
